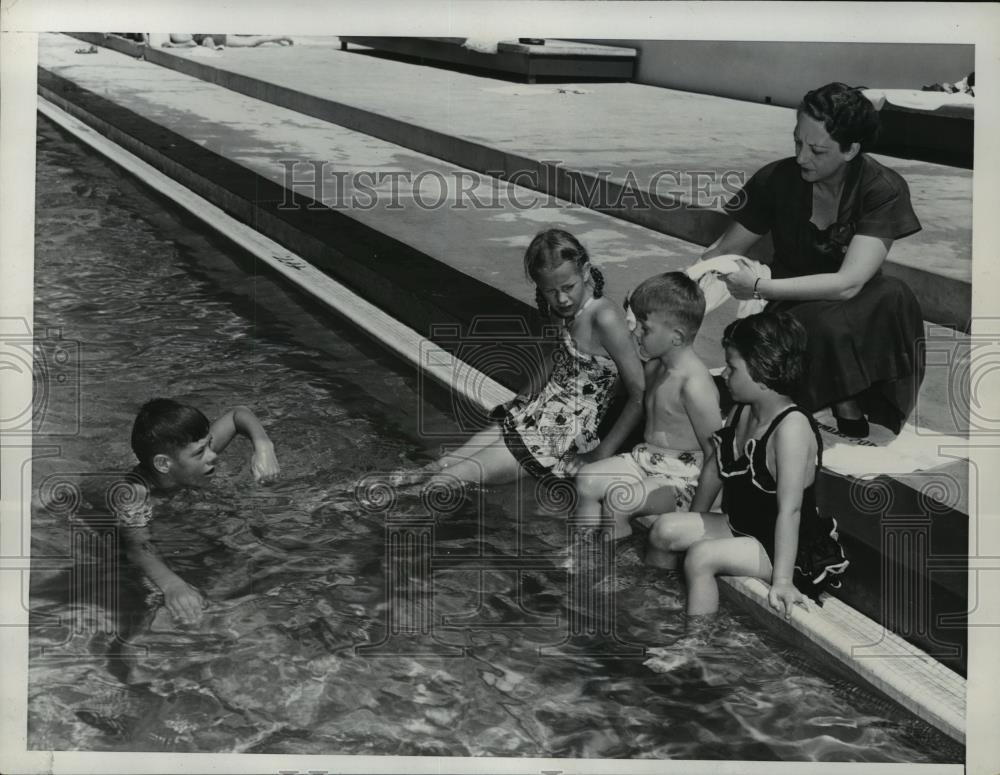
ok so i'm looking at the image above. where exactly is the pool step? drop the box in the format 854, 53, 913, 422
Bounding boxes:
34, 92, 966, 744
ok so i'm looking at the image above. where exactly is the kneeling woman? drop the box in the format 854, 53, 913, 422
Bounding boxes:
711, 82, 925, 437
646, 313, 848, 618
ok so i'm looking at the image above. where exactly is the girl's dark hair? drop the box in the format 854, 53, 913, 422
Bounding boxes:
798, 82, 880, 152
130, 398, 210, 467
524, 228, 604, 317
722, 312, 808, 397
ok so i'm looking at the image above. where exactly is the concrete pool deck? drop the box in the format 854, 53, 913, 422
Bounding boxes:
35, 33, 970, 742
73, 32, 974, 331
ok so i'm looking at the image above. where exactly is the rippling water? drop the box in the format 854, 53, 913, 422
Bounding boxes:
26, 116, 962, 762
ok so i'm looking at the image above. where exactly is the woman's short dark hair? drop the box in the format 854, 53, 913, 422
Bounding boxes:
799, 82, 880, 152
722, 312, 808, 397
130, 398, 210, 467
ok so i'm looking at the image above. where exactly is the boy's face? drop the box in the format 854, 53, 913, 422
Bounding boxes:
158, 433, 218, 488
633, 309, 680, 359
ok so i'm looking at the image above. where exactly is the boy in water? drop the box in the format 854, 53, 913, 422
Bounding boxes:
116, 398, 280, 624
574, 272, 722, 539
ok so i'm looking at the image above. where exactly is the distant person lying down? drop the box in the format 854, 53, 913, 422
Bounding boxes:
148, 34, 293, 49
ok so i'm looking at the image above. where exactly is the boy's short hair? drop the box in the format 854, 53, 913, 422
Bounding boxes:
130, 398, 210, 468
629, 272, 706, 341
722, 312, 808, 396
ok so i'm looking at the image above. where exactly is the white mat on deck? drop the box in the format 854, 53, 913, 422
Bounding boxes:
812, 408, 968, 478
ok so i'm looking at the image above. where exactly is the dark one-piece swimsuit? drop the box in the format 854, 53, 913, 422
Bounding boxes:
715, 404, 850, 602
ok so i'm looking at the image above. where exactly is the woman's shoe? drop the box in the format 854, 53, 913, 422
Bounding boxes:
835, 415, 870, 438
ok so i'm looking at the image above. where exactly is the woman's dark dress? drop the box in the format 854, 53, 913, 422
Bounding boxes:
724, 154, 925, 433
715, 404, 849, 601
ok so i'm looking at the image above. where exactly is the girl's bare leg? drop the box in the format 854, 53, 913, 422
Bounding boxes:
683, 536, 771, 616
427, 440, 523, 488
645, 511, 732, 569
389, 426, 504, 485
431, 425, 505, 471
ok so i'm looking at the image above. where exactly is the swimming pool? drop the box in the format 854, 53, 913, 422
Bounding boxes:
27, 115, 963, 762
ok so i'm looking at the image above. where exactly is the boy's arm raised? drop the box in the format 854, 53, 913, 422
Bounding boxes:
121, 525, 203, 624
210, 406, 280, 483
580, 303, 645, 464
683, 374, 725, 512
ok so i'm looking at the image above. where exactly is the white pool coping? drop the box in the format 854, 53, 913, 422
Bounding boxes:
37, 94, 967, 745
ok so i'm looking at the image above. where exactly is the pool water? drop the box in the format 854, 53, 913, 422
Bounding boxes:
27, 116, 963, 762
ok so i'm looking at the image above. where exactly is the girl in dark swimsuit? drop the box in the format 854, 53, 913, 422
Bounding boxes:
645, 312, 847, 619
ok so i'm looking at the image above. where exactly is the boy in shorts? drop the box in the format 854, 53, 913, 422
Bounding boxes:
115, 398, 280, 625
574, 272, 722, 539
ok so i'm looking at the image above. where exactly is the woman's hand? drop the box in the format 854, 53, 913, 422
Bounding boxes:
722, 265, 758, 300
768, 579, 809, 620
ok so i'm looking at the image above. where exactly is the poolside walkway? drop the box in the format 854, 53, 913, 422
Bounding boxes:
74, 32, 972, 330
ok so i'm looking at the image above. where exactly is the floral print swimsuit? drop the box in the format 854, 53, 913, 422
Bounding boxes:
492, 298, 618, 479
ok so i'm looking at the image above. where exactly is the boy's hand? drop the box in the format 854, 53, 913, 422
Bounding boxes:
767, 580, 809, 621
251, 442, 280, 484
162, 579, 205, 624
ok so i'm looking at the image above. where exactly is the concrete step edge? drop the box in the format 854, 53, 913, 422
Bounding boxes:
66, 32, 971, 331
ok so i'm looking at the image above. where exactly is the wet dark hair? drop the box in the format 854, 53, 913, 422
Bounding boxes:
722, 312, 807, 397
523, 228, 604, 317
798, 82, 880, 152
130, 398, 210, 468
629, 271, 705, 342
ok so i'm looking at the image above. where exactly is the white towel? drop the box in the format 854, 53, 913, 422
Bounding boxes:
813, 408, 968, 478
686, 254, 770, 318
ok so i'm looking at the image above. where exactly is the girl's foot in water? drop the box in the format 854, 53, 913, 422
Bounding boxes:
385, 460, 447, 487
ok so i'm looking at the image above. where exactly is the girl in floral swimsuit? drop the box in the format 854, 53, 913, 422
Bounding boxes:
646, 312, 848, 618
415, 228, 645, 487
